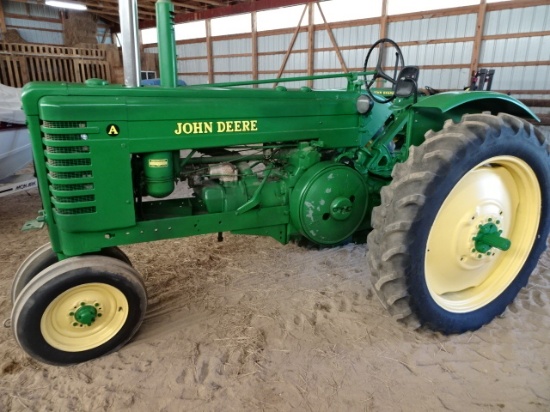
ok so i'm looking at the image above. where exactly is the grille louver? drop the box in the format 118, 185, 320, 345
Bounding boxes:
42, 121, 96, 216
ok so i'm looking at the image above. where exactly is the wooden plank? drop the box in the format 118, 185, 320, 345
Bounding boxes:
0, 0, 7, 33
307, 2, 314, 87
251, 11, 259, 86
470, 0, 487, 79
0, 59, 9, 85
19, 55, 29, 84
316, 2, 347, 73
479, 61, 550, 68
274, 4, 308, 85
484, 31, 550, 41
3, 12, 61, 24
6, 24, 62, 34
46, 57, 54, 83
206, 19, 214, 84
73, 57, 82, 83
13, 58, 22, 87
28, 56, 37, 82
379, 0, 388, 41
487, 0, 549, 12
5, 56, 16, 86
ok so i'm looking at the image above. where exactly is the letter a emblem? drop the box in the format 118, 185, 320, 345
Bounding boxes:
106, 124, 120, 136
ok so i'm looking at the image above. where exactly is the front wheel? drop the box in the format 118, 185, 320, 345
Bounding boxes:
367, 113, 550, 333
11, 244, 132, 303
12, 256, 147, 365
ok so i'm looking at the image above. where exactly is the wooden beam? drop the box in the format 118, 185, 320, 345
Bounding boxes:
205, 18, 214, 84
470, 0, 487, 80
251, 11, 258, 85
316, 2, 347, 73
170, 0, 317, 25
307, 2, 314, 87
273, 3, 307, 86
0, 0, 7, 34
4, 12, 61, 24
379, 0, 388, 40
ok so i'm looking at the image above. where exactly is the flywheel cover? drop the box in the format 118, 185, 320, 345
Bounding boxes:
290, 161, 368, 244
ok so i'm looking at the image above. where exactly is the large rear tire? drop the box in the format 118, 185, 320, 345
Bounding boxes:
367, 113, 550, 333
12, 256, 147, 365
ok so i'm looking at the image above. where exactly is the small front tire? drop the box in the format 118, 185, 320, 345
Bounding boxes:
12, 256, 147, 365
11, 243, 132, 303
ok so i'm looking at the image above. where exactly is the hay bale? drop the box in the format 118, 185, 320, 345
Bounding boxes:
1, 29, 27, 44
63, 11, 98, 46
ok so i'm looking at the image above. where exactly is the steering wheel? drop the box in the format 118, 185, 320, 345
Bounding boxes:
363, 38, 405, 104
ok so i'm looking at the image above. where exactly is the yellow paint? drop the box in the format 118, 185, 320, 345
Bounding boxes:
425, 156, 540, 313
107, 125, 119, 135
174, 120, 258, 135
41, 283, 129, 352
148, 159, 169, 168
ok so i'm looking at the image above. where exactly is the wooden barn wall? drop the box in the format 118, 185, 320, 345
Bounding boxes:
143, 0, 549, 100
0, 43, 113, 87
0, 0, 112, 46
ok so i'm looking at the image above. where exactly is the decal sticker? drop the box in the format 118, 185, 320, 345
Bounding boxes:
174, 120, 258, 135
106, 124, 120, 136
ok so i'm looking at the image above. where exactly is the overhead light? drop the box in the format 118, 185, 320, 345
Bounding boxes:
45, 0, 87, 11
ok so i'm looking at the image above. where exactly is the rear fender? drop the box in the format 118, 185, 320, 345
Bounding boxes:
408, 91, 539, 147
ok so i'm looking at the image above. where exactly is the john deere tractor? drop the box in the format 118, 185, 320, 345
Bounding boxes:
11, 0, 549, 365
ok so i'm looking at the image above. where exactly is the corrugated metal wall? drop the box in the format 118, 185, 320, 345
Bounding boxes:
1, 0, 112, 46
481, 5, 550, 91
2, 0, 63, 44
142, 1, 549, 99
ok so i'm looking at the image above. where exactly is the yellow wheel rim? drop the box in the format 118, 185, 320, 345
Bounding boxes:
41, 283, 128, 352
425, 156, 541, 313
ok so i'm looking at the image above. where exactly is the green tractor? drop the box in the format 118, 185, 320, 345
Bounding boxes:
11, 0, 549, 365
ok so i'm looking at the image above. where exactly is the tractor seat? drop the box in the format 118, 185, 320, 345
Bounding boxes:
395, 66, 419, 98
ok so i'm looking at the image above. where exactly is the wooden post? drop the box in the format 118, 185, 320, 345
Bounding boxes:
375, 0, 389, 88
206, 19, 214, 84
470, 0, 487, 85
0, 0, 7, 34
251, 11, 258, 87
307, 2, 314, 87
379, 0, 388, 40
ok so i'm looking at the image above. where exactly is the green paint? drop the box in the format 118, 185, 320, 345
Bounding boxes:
19, 0, 536, 258
474, 223, 511, 254
74, 305, 98, 326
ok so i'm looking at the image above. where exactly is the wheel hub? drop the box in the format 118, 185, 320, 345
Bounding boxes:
72, 303, 100, 326
425, 155, 541, 313
473, 221, 511, 255
290, 162, 368, 245
330, 197, 353, 220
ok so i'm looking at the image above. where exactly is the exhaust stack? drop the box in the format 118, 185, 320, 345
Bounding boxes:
119, 0, 141, 87
156, 0, 178, 88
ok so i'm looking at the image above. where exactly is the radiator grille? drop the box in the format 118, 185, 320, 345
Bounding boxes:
43, 133, 85, 142
51, 183, 94, 191
42, 120, 95, 216
46, 146, 90, 154
48, 158, 92, 167
43, 121, 87, 129
55, 195, 95, 203
56, 207, 96, 215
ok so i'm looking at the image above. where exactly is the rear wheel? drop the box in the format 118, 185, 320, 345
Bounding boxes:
11, 244, 131, 303
367, 113, 550, 333
12, 256, 147, 365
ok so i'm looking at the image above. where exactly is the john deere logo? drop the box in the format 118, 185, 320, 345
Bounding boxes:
106, 124, 120, 136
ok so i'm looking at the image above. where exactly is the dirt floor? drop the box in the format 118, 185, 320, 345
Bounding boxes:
1, 186, 549, 412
